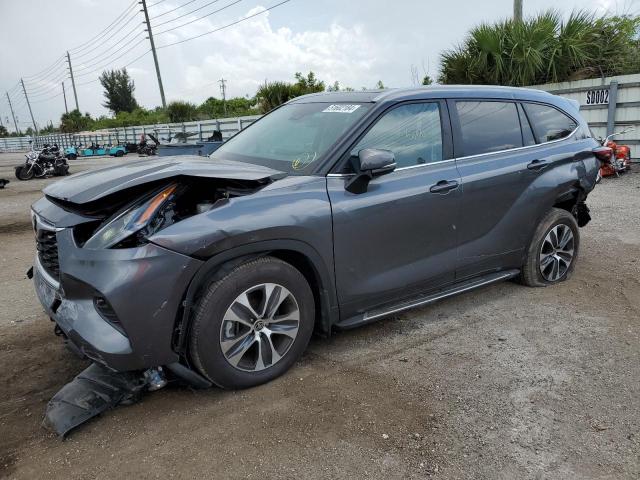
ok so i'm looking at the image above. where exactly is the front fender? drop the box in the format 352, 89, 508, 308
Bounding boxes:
172, 238, 339, 354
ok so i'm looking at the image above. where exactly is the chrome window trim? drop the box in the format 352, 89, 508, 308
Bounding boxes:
327, 158, 456, 178
454, 125, 579, 162
326, 110, 581, 178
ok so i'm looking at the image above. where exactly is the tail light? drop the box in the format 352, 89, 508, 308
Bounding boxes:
592, 146, 612, 162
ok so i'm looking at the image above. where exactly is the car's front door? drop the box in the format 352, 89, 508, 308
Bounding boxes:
326, 101, 461, 320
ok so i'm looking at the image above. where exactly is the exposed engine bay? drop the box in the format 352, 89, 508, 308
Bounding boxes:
46, 176, 270, 250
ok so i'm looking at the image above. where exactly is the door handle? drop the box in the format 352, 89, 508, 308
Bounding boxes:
429, 179, 459, 194
527, 159, 548, 171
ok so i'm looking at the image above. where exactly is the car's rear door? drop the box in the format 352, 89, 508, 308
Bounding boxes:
326, 100, 461, 320
449, 99, 580, 279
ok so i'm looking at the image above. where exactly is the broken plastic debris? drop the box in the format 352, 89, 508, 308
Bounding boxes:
43, 363, 147, 438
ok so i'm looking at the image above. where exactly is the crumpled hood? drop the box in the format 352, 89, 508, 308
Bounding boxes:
44, 156, 285, 204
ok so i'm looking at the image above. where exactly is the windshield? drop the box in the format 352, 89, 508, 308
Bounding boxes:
210, 102, 371, 174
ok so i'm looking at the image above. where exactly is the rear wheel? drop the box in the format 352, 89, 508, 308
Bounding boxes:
519, 208, 580, 287
189, 257, 315, 389
115, 150, 124, 157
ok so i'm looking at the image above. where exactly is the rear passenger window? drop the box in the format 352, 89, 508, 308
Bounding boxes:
456, 101, 522, 156
351, 102, 443, 168
522, 103, 577, 143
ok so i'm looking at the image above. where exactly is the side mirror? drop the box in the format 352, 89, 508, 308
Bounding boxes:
345, 148, 396, 194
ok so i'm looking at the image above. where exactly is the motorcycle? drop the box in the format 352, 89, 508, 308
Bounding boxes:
136, 133, 157, 156
596, 126, 634, 182
15, 144, 70, 181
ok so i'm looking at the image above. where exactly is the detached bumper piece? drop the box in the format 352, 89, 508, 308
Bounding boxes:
44, 363, 147, 438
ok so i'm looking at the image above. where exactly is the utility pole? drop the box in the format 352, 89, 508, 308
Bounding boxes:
62, 81, 69, 114
20, 78, 38, 135
219, 78, 227, 116
141, 0, 166, 108
66, 51, 79, 111
6, 92, 19, 134
514, 0, 523, 22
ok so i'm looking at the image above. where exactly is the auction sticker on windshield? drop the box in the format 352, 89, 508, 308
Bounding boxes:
322, 104, 361, 113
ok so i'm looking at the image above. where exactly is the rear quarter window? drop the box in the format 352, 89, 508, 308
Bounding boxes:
455, 101, 523, 157
522, 103, 577, 143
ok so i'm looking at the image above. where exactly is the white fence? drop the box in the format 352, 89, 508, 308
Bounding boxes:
4, 76, 639, 158
0, 115, 262, 152
532, 73, 640, 160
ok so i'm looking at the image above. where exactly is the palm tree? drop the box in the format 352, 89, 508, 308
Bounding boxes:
438, 10, 639, 86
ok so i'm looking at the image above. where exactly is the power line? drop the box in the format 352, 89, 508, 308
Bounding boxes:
153, 0, 223, 28
148, 0, 168, 7
155, 0, 242, 35
157, 0, 291, 48
74, 27, 145, 72
71, 11, 142, 61
24, 62, 70, 86
74, 38, 148, 78
74, 49, 152, 87
22, 55, 66, 81
23, 72, 70, 96
68, 0, 139, 53
30, 91, 65, 104
150, 0, 197, 19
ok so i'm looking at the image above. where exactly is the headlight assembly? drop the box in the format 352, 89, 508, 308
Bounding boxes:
84, 184, 177, 249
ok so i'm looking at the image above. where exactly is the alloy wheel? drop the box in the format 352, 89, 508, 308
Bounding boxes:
539, 224, 574, 282
219, 283, 300, 372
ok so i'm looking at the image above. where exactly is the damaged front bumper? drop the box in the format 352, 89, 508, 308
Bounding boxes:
32, 208, 203, 372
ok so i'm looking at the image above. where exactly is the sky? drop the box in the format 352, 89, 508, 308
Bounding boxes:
0, 0, 635, 131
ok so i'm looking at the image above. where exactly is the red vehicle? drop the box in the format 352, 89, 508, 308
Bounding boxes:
597, 127, 634, 180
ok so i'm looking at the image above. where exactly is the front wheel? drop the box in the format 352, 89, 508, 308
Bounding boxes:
519, 208, 580, 287
15, 166, 34, 180
189, 257, 315, 389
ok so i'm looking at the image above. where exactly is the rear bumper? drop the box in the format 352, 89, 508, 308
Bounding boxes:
33, 226, 203, 371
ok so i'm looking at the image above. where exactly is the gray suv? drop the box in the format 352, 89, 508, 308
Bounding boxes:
31, 86, 600, 389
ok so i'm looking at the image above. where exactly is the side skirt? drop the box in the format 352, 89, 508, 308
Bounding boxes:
334, 269, 520, 330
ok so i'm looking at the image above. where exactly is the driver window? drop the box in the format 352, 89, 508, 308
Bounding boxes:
350, 102, 443, 169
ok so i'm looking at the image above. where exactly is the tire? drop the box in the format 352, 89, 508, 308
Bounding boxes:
15, 166, 34, 180
115, 150, 124, 157
67, 154, 77, 160
519, 208, 580, 287
189, 256, 315, 389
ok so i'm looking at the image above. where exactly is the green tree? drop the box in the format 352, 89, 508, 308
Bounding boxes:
166, 101, 198, 122
438, 11, 640, 86
99, 68, 138, 114
198, 96, 256, 118
60, 109, 94, 133
375, 80, 385, 89
256, 81, 293, 113
422, 75, 433, 85
256, 72, 328, 113
292, 71, 325, 95
39, 122, 57, 134
0, 125, 8, 137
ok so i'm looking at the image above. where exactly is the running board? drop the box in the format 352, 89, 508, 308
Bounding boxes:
335, 269, 520, 329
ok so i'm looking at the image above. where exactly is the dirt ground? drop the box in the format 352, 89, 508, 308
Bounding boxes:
0, 152, 638, 479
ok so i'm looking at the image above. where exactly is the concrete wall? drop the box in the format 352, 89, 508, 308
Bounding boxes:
532, 73, 640, 159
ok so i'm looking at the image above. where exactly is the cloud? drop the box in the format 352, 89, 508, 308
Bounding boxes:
165, 6, 383, 101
